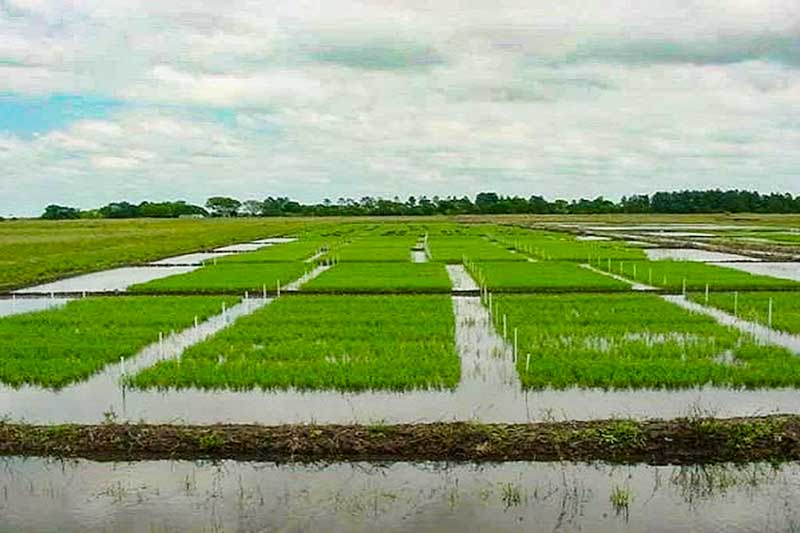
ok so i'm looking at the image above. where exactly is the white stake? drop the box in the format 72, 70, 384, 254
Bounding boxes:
734, 291, 739, 317
159, 332, 164, 358
526, 353, 531, 373
245, 291, 249, 300
704, 284, 709, 304
682, 278, 687, 296
768, 298, 773, 328
277, 280, 281, 297
513, 328, 518, 362
488, 292, 492, 315
120, 356, 125, 376
194, 315, 199, 328
503, 314, 507, 339
263, 284, 267, 299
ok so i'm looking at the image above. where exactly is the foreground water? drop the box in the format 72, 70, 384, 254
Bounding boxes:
0, 458, 797, 532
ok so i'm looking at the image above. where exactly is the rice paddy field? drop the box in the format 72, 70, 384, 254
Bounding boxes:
3, 216, 800, 530
130, 295, 458, 391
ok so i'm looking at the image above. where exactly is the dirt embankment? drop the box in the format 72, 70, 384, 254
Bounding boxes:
1, 416, 799, 464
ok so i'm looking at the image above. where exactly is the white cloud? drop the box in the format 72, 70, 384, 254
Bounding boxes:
0, 0, 799, 215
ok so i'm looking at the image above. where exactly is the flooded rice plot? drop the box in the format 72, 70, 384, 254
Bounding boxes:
645, 248, 758, 262
1, 458, 798, 532
12, 266, 199, 294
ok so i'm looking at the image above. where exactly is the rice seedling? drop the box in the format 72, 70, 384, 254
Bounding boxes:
0, 295, 236, 388
602, 259, 800, 291
428, 236, 525, 263
301, 262, 452, 293
687, 291, 800, 334
494, 229, 646, 262
465, 261, 631, 292
129, 262, 308, 293
495, 293, 800, 389
330, 236, 420, 262
129, 295, 459, 391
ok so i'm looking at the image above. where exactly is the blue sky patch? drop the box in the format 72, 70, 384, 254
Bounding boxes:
0, 93, 124, 137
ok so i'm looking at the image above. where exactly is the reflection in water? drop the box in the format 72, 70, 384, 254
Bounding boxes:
645, 248, 757, 262
12, 266, 199, 294
0, 296, 70, 318
0, 458, 797, 532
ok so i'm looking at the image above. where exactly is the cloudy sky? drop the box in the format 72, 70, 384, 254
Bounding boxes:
1, 0, 799, 216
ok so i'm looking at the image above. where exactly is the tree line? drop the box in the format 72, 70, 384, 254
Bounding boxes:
39, 189, 800, 219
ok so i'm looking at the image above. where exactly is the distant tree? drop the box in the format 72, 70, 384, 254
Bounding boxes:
240, 200, 264, 216
41, 204, 81, 220
205, 197, 242, 217
99, 201, 139, 218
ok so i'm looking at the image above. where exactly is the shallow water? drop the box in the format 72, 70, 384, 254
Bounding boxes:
575, 235, 610, 241
213, 243, 273, 253
446, 265, 479, 291
5, 288, 800, 425
708, 261, 800, 282
411, 250, 428, 263
12, 266, 198, 294
149, 251, 234, 266
1, 458, 798, 532
0, 296, 71, 318
646, 248, 757, 262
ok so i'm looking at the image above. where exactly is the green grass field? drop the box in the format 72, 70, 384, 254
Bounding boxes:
301, 262, 452, 293
0, 218, 320, 291
496, 293, 800, 389
130, 295, 459, 391
0, 295, 236, 388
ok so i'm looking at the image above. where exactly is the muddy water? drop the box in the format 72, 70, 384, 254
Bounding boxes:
0, 296, 71, 318
12, 266, 199, 294
709, 261, 800, 282
576, 235, 610, 241
664, 295, 800, 354
646, 248, 757, 262
1, 458, 797, 532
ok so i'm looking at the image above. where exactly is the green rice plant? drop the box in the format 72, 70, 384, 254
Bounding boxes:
428, 236, 524, 263
493, 229, 646, 262
301, 262, 452, 293
130, 295, 459, 391
466, 261, 630, 292
129, 262, 308, 294
496, 293, 800, 389
601, 259, 800, 291
687, 291, 800, 334
217, 239, 329, 263
332, 236, 419, 262
0, 295, 236, 388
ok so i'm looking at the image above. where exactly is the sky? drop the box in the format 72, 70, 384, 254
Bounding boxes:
0, 0, 799, 216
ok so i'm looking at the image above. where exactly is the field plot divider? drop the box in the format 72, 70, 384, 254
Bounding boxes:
581, 264, 657, 292
664, 295, 800, 355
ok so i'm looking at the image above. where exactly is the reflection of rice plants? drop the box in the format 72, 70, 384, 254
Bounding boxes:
496, 293, 800, 389
131, 295, 459, 391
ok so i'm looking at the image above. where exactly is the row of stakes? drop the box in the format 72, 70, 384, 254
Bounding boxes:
117, 262, 339, 377
598, 259, 778, 328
